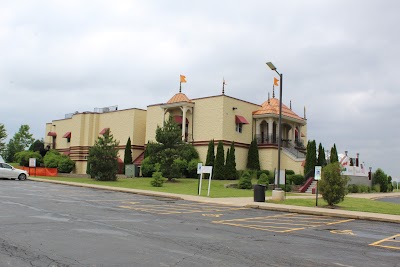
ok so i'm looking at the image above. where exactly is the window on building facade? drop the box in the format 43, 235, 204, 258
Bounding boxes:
236, 123, 243, 133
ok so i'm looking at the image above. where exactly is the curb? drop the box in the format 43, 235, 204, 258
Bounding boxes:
246, 204, 400, 224
28, 178, 183, 200
28, 178, 400, 224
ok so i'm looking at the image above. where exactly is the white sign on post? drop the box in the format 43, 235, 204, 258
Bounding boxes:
197, 163, 203, 174
198, 166, 213, 197
29, 158, 36, 168
314, 166, 322, 180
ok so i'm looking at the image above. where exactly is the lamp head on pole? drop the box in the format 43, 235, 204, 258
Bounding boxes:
266, 62, 277, 71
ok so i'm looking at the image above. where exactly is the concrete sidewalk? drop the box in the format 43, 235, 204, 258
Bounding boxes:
29, 177, 400, 224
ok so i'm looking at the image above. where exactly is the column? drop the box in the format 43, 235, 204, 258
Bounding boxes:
268, 119, 273, 143
292, 123, 296, 145
182, 106, 187, 141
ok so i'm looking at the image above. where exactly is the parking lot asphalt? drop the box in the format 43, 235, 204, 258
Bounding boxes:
29, 177, 400, 224
0, 180, 399, 267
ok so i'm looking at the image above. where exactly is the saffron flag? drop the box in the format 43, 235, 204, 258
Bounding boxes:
180, 75, 187, 83
274, 77, 279, 86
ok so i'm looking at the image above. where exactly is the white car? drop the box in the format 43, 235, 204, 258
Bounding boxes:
0, 163, 28, 180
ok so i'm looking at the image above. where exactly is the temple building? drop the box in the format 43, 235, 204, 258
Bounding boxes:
45, 88, 307, 175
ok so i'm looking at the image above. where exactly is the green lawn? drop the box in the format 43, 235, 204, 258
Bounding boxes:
274, 197, 400, 215
33, 176, 300, 198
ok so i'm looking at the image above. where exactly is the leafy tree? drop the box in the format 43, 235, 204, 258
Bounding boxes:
3, 125, 34, 162
213, 141, 225, 180
87, 129, 119, 181
238, 170, 252, 189
205, 139, 215, 167
317, 143, 327, 167
247, 137, 260, 170
304, 140, 317, 178
29, 139, 44, 152
123, 137, 133, 174
0, 123, 7, 157
387, 176, 393, 192
330, 143, 339, 163
13, 125, 34, 152
372, 168, 388, 192
319, 162, 349, 206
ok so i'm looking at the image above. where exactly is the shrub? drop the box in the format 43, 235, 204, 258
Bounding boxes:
291, 174, 305, 185
141, 157, 155, 177
359, 185, 370, 193
258, 173, 269, 185
15, 151, 43, 167
43, 152, 60, 168
171, 158, 187, 178
150, 171, 165, 187
238, 171, 252, 189
187, 159, 202, 178
372, 184, 380, 193
348, 184, 359, 193
280, 184, 291, 192
319, 162, 349, 206
257, 170, 270, 179
58, 157, 75, 173
285, 170, 295, 176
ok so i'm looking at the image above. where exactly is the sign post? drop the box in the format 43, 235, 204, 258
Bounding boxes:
197, 163, 202, 194
29, 158, 36, 177
314, 166, 322, 206
198, 166, 213, 196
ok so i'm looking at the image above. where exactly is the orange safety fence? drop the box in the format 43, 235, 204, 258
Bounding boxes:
21, 167, 58, 177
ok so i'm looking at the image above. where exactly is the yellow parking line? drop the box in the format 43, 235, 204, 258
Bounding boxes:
369, 234, 400, 250
326, 219, 355, 225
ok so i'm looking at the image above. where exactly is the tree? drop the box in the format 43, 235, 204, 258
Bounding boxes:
247, 137, 260, 170
148, 116, 200, 180
123, 137, 133, 174
317, 143, 326, 167
225, 142, 237, 180
205, 139, 215, 167
372, 168, 388, 192
319, 162, 349, 206
87, 129, 119, 181
330, 143, 339, 163
0, 123, 7, 157
15, 151, 43, 167
238, 170, 252, 189
13, 125, 34, 152
213, 141, 225, 180
304, 140, 317, 178
155, 116, 182, 148
28, 139, 44, 153
3, 125, 34, 162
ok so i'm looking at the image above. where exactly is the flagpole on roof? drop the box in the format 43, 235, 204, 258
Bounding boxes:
222, 77, 226, 95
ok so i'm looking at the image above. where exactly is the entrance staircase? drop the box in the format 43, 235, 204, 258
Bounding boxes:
305, 180, 317, 194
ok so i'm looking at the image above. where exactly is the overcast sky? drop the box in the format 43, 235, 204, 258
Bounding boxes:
1, 1, 399, 177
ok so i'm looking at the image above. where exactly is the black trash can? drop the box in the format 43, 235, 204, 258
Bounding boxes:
254, 184, 266, 202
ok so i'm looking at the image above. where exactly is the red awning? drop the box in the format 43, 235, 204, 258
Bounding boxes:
47, 132, 57, 137
133, 152, 145, 165
63, 132, 71, 138
174, 116, 189, 124
63, 151, 70, 155
235, 115, 249, 124
99, 128, 110, 135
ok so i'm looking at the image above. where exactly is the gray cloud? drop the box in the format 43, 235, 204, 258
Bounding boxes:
1, 0, 399, 176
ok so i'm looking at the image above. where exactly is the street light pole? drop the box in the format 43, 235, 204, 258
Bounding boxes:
267, 62, 284, 200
